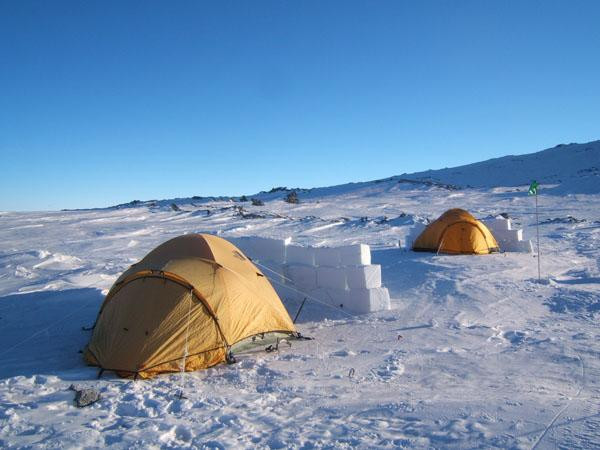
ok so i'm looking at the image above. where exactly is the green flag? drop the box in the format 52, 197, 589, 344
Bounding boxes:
528, 180, 539, 195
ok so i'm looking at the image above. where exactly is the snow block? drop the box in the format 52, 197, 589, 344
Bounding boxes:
287, 265, 318, 290
493, 228, 522, 242
502, 239, 533, 253
518, 240, 534, 253
316, 266, 348, 290
255, 236, 289, 263
344, 287, 391, 314
338, 244, 371, 266
286, 245, 316, 266
345, 265, 382, 289
315, 247, 341, 267
228, 236, 290, 264
480, 219, 532, 253
483, 217, 512, 232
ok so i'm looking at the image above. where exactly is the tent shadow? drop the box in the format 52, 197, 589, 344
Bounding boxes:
0, 288, 103, 380
396, 323, 434, 332
281, 296, 353, 324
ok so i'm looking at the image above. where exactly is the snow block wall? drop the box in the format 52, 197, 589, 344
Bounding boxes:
231, 236, 291, 264
228, 237, 391, 314
482, 217, 533, 253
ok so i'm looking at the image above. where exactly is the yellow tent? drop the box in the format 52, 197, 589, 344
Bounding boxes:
412, 208, 500, 255
84, 234, 296, 378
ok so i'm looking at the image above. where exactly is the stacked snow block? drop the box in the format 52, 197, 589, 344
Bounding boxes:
482, 217, 533, 253
285, 243, 388, 314
226, 236, 390, 314
313, 244, 372, 267
286, 245, 315, 266
340, 244, 372, 266
316, 267, 347, 290
230, 236, 291, 264
314, 247, 341, 267
346, 287, 391, 314
286, 265, 317, 290
345, 265, 382, 289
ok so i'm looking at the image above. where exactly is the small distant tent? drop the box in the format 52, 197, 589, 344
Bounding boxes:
84, 234, 296, 378
412, 208, 500, 255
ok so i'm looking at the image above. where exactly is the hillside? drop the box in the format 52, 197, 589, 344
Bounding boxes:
102, 140, 600, 213
400, 140, 600, 194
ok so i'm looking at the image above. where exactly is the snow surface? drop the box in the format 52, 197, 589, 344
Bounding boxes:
1, 141, 600, 448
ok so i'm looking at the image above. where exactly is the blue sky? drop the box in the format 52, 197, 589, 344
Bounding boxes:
1, 1, 599, 211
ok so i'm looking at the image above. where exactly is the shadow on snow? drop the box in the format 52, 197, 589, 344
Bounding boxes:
0, 288, 103, 379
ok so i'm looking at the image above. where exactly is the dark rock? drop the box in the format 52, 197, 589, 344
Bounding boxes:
285, 191, 299, 204
69, 384, 101, 407
540, 216, 585, 224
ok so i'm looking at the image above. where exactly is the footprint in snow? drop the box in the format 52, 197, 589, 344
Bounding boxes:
373, 350, 405, 382
330, 350, 357, 357
159, 425, 193, 445
277, 353, 308, 361
503, 330, 528, 346
115, 402, 149, 418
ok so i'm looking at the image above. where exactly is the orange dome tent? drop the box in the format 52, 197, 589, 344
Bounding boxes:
84, 234, 296, 378
412, 208, 500, 255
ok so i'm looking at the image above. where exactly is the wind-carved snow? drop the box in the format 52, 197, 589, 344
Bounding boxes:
0, 141, 599, 448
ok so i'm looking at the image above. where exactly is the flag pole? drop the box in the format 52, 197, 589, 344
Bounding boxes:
535, 189, 541, 281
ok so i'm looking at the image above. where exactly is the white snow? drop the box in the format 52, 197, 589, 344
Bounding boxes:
1, 140, 600, 448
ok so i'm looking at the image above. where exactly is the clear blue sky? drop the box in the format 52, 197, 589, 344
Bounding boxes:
1, 1, 599, 211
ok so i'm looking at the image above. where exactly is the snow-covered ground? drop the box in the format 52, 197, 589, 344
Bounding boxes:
1, 142, 600, 448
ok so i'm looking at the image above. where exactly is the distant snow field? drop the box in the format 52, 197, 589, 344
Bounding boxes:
1, 141, 600, 448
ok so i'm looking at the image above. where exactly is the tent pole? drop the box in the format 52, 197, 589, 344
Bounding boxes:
436, 235, 446, 256
177, 290, 194, 399
535, 191, 541, 281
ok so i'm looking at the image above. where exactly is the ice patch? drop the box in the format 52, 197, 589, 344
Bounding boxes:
36, 250, 51, 259
33, 253, 83, 270
14, 265, 35, 279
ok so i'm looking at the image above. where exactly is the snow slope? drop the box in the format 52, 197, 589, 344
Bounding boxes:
399, 140, 600, 195
1, 141, 600, 448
